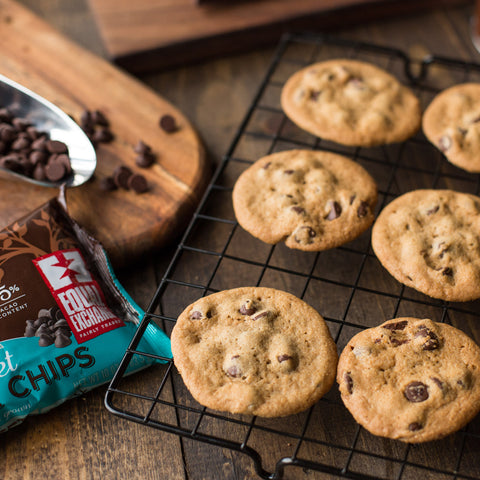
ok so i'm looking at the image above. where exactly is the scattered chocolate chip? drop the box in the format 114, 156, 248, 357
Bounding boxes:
326, 200, 342, 220
277, 354, 292, 363
159, 114, 178, 133
283, 169, 294, 175
345, 373, 353, 394
239, 303, 256, 316
309, 90, 321, 100
426, 205, 439, 215
93, 127, 114, 143
91, 110, 109, 127
408, 422, 423, 431
127, 173, 149, 193
438, 135, 452, 152
99, 176, 118, 192
404, 381, 429, 402
113, 165, 133, 190
135, 152, 155, 168
349, 194, 356, 205
357, 201, 369, 218
231, 355, 240, 359
383, 320, 408, 331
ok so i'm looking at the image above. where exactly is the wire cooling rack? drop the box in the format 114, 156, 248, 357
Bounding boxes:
105, 33, 480, 480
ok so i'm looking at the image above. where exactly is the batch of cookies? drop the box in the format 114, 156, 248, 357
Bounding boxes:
171, 59, 480, 444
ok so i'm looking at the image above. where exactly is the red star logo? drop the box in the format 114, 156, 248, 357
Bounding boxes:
51, 255, 80, 283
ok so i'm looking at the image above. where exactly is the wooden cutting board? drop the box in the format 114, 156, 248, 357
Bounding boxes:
0, 0, 209, 267
87, 0, 469, 73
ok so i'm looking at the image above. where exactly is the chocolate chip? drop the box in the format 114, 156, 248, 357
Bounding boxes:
408, 422, 423, 431
438, 135, 452, 152
426, 205, 439, 215
24, 326, 36, 337
442, 267, 453, 276
31, 137, 47, 151
294, 226, 316, 243
134, 140, 151, 155
345, 373, 353, 394
283, 169, 294, 175
252, 311, 268, 321
135, 152, 155, 168
45, 160, 67, 182
277, 354, 292, 363
404, 381, 429, 402
99, 176, 117, 192
113, 165, 133, 190
309, 90, 321, 100
390, 338, 409, 347
349, 194, 356, 205
226, 365, 241, 378
239, 304, 256, 316
29, 150, 47, 165
45, 140, 68, 154
91, 110, 109, 127
159, 114, 177, 133
357, 201, 369, 218
422, 334, 440, 351
54, 333, 72, 348
0, 124, 15, 142
262, 162, 271, 170
291, 206, 305, 214
190, 310, 203, 320
11, 136, 30, 151
93, 127, 114, 143
383, 320, 408, 331
80, 110, 92, 129
326, 200, 342, 220
431, 377, 443, 389
38, 334, 54, 347
127, 173, 149, 193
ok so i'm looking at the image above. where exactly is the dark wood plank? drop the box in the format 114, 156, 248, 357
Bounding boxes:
87, 0, 470, 73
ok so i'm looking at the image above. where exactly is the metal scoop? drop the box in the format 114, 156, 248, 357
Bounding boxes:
0, 73, 96, 187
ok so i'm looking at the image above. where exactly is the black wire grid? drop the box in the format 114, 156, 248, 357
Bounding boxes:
106, 34, 480, 480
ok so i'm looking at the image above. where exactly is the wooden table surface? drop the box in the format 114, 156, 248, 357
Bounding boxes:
2, 1, 480, 479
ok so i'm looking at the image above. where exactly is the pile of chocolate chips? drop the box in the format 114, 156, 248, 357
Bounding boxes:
80, 109, 114, 145
24, 306, 73, 348
0, 107, 72, 182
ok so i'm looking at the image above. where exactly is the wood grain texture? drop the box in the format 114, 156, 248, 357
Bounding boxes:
0, 0, 209, 267
87, 0, 470, 72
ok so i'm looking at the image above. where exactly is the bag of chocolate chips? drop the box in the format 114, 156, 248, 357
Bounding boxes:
0, 189, 171, 432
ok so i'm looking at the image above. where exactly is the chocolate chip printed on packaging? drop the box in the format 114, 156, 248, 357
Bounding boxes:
0, 187, 171, 432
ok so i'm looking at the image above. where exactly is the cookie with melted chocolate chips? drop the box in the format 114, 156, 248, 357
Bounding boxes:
171, 287, 338, 417
423, 83, 480, 173
337, 317, 480, 443
281, 59, 421, 147
232, 149, 378, 252
372, 189, 480, 302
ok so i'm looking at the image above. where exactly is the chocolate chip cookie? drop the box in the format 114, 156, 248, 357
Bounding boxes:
372, 189, 480, 302
337, 318, 480, 443
232, 149, 377, 251
281, 59, 421, 147
171, 287, 338, 417
423, 83, 480, 172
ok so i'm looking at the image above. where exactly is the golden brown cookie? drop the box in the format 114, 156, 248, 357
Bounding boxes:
372, 189, 480, 302
232, 149, 377, 251
281, 59, 421, 147
337, 318, 480, 443
423, 83, 480, 172
171, 287, 338, 417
